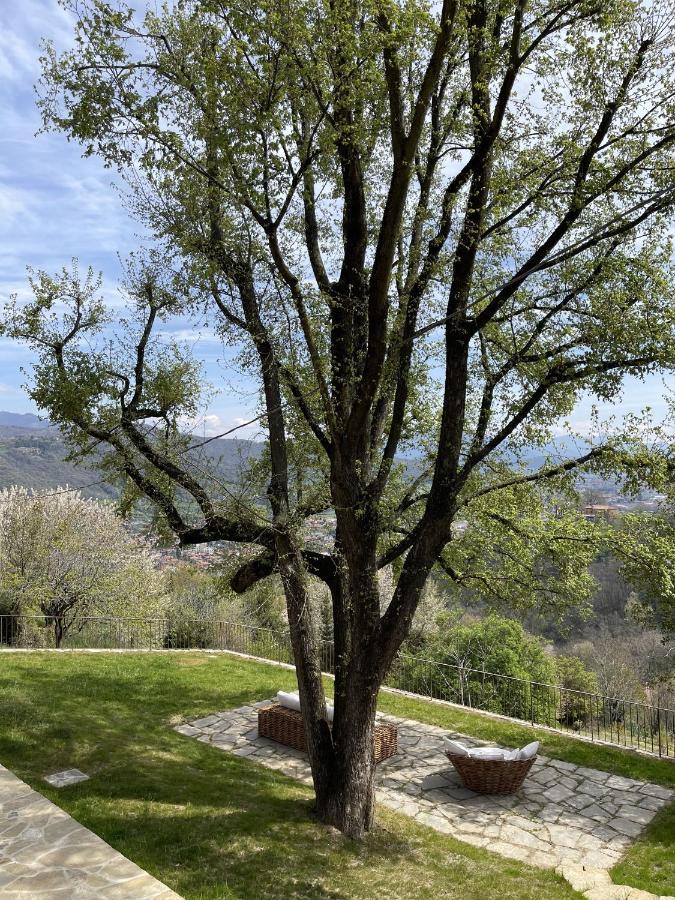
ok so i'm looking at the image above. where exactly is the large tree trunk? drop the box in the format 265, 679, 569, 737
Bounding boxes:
315, 662, 380, 837
302, 503, 387, 838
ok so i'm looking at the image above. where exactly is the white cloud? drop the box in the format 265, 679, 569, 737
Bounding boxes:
179, 412, 264, 441
159, 328, 222, 344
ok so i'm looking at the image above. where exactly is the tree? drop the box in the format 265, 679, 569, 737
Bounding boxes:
571, 632, 647, 704
0, 486, 163, 647
553, 654, 599, 728
615, 513, 675, 638
395, 613, 556, 716
3, 0, 675, 835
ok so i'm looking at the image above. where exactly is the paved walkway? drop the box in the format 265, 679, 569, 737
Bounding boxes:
177, 702, 673, 897
0, 764, 180, 898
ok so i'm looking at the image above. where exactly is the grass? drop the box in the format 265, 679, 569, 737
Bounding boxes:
0, 652, 670, 898
611, 805, 675, 896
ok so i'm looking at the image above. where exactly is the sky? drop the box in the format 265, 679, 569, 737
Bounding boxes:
0, 1, 672, 441
0, 0, 261, 439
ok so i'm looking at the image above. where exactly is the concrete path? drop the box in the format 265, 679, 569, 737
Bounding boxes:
177, 702, 674, 899
0, 764, 180, 898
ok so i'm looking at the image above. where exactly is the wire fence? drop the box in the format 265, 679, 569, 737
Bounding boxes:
1, 614, 672, 758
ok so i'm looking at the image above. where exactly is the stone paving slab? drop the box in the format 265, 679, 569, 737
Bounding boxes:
44, 768, 90, 788
0, 763, 181, 898
178, 701, 674, 887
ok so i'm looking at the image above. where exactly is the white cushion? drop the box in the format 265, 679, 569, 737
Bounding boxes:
442, 738, 469, 756
467, 746, 509, 760
276, 691, 334, 723
277, 690, 301, 712
516, 741, 539, 760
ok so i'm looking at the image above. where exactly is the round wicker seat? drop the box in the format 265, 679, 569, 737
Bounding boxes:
445, 750, 536, 794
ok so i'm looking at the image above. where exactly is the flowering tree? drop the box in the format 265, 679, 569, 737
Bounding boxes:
0, 486, 164, 646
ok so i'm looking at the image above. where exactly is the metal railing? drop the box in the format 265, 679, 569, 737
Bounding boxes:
1, 614, 672, 758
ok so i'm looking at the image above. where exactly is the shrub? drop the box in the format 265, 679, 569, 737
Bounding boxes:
392, 614, 557, 722
554, 655, 599, 728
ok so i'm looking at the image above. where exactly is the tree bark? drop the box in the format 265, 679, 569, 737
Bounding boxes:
315, 681, 379, 837
301, 491, 387, 838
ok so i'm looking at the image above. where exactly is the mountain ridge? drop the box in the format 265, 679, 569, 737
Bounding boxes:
0, 412, 614, 498
0, 411, 51, 429
0, 419, 261, 499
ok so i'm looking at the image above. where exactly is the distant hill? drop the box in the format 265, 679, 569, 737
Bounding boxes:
0, 424, 116, 499
0, 417, 262, 499
0, 411, 50, 429
0, 411, 622, 499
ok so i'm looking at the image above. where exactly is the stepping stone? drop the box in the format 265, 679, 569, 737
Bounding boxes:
555, 864, 612, 892
1, 764, 179, 898
43, 769, 89, 788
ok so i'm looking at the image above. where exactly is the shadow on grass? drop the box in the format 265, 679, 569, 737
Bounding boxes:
0, 653, 295, 773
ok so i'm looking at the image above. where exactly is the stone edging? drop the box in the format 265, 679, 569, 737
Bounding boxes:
557, 864, 672, 900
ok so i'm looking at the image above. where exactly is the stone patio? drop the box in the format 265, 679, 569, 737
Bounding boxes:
0, 763, 180, 898
177, 701, 673, 895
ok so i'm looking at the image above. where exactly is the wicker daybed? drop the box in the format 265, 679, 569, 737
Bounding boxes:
258, 702, 398, 764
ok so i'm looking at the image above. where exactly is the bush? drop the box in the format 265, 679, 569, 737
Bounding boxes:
392, 614, 557, 721
162, 618, 219, 649
554, 655, 599, 728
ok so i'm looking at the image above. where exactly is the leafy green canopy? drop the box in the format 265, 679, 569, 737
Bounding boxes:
3, 0, 675, 624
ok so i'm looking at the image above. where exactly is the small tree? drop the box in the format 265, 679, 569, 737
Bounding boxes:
395, 614, 556, 717
554, 655, 599, 728
0, 486, 163, 647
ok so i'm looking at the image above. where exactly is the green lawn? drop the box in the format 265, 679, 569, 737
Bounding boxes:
0, 652, 671, 898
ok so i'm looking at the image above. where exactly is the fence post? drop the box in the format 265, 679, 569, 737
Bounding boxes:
657, 706, 662, 758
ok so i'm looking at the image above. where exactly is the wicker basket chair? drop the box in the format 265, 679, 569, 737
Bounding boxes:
444, 750, 536, 794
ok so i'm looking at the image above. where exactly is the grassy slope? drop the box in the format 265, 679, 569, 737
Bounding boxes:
0, 652, 670, 898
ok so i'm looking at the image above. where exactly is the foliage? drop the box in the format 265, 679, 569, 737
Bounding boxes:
394, 614, 556, 720
0, 486, 164, 645
614, 513, 675, 639
161, 560, 288, 646
553, 655, 599, 728
7, 0, 672, 618
571, 636, 647, 704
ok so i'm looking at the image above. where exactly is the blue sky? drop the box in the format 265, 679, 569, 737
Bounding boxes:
0, 1, 263, 438
0, 1, 672, 440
